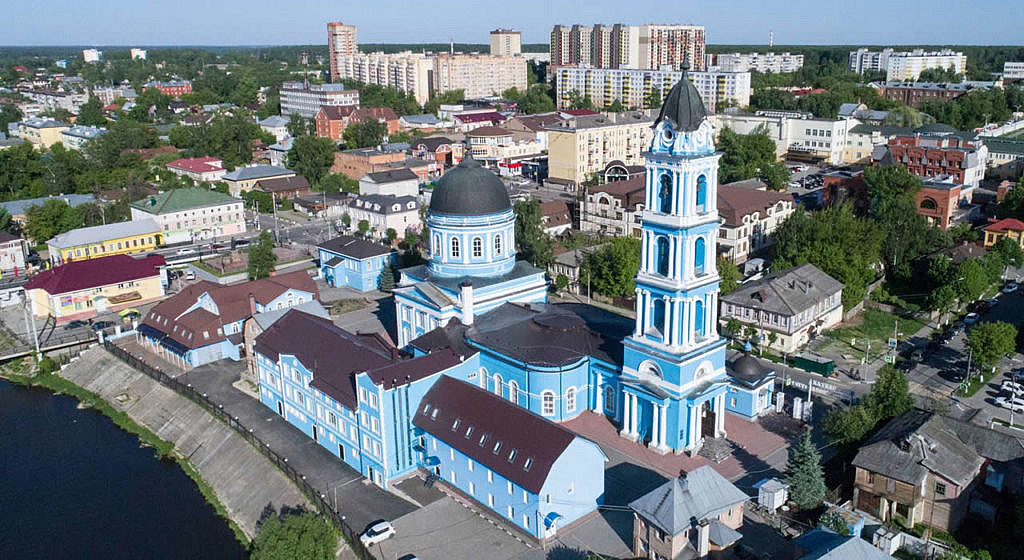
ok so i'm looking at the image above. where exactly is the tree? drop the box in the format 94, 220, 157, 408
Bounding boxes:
513, 199, 553, 268
319, 173, 358, 194
75, 96, 107, 127
23, 199, 83, 243
242, 190, 274, 213
286, 114, 312, 137
819, 511, 851, 536
83, 119, 159, 168
357, 220, 370, 235
645, 89, 663, 110
883, 105, 925, 128
582, 238, 642, 299
566, 90, 595, 111
864, 365, 914, 421
784, 429, 826, 510
967, 321, 1017, 371
997, 180, 1024, 220
955, 259, 989, 303
385, 227, 398, 244
169, 113, 271, 169
0, 104, 21, 132
342, 119, 386, 149
247, 230, 277, 280
0, 207, 17, 234
927, 283, 958, 316
993, 236, 1024, 268
423, 89, 465, 116
757, 161, 791, 191
251, 508, 337, 560
823, 403, 876, 444
341, 214, 351, 229
863, 165, 922, 218
554, 274, 569, 292
606, 99, 625, 112
936, 544, 992, 560
717, 127, 778, 184
725, 318, 743, 340
287, 135, 336, 186
378, 265, 396, 292
717, 257, 741, 295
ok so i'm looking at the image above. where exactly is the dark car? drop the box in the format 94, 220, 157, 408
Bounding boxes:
63, 320, 88, 330
897, 360, 917, 372
91, 320, 115, 331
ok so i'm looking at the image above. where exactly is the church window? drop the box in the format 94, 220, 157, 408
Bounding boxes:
451, 236, 460, 258
566, 387, 577, 413
604, 385, 616, 413
651, 299, 666, 337
494, 234, 502, 256
493, 374, 503, 398
658, 173, 673, 214
694, 237, 706, 276
696, 174, 707, 212
655, 236, 670, 276
472, 236, 483, 258
433, 233, 440, 255
541, 391, 555, 416
509, 381, 519, 404
695, 300, 706, 338
478, 367, 488, 388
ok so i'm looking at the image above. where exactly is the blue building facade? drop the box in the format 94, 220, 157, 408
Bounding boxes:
393, 157, 547, 347
318, 235, 394, 292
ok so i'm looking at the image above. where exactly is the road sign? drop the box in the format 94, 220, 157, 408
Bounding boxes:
851, 338, 856, 346
884, 354, 894, 364
888, 338, 898, 349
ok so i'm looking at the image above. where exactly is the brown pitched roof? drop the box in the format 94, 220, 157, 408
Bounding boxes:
255, 175, 311, 193
717, 185, 792, 227
318, 105, 358, 120
540, 200, 572, 228
413, 375, 578, 493
465, 126, 511, 137
510, 113, 564, 132
352, 107, 399, 123
590, 174, 645, 208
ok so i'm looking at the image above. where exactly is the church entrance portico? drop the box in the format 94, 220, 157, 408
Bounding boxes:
619, 382, 672, 454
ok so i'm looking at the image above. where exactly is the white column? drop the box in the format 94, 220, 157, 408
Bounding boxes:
634, 289, 643, 336
672, 170, 681, 216
595, 377, 603, 412
716, 394, 726, 436
626, 395, 634, 438
660, 404, 668, 448
687, 405, 698, 448
651, 404, 660, 447
620, 392, 631, 436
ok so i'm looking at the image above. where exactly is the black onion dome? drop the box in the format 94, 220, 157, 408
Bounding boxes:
654, 67, 709, 132
429, 157, 511, 216
730, 352, 771, 384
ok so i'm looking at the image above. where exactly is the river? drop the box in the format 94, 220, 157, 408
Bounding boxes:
0, 378, 248, 559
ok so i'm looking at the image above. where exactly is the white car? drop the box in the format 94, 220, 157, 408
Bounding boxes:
1003, 380, 1024, 394
177, 248, 196, 256
360, 520, 396, 547
1003, 283, 1019, 294
964, 313, 980, 325
995, 396, 1024, 413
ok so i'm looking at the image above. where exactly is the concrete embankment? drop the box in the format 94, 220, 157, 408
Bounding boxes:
58, 346, 310, 540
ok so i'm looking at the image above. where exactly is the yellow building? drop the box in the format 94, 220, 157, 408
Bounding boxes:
18, 117, 69, 148
983, 218, 1024, 249
46, 218, 162, 265
25, 254, 166, 321
546, 110, 655, 188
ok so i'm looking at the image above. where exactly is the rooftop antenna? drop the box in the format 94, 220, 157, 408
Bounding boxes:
450, 38, 454, 56
769, 30, 774, 47
301, 51, 309, 88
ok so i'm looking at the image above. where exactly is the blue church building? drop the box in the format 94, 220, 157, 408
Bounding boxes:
317, 235, 394, 292
253, 74, 776, 541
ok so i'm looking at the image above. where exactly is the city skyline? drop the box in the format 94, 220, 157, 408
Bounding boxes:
1, 0, 1022, 47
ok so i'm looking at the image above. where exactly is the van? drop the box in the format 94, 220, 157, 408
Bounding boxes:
185, 270, 195, 281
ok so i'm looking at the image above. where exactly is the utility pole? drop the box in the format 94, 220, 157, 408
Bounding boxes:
271, 192, 280, 244
21, 292, 40, 361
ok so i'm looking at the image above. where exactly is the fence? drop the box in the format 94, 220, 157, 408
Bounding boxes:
102, 342, 376, 559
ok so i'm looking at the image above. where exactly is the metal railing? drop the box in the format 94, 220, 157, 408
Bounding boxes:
103, 342, 376, 559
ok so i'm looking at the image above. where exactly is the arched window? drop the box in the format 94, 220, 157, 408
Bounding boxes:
541, 391, 555, 416
658, 173, 673, 214
433, 233, 441, 256
450, 236, 460, 259
494, 234, 502, 256
478, 367, 488, 388
655, 236, 670, 276
920, 198, 938, 210
472, 236, 483, 258
509, 381, 519, 404
493, 374, 503, 397
604, 385, 616, 413
696, 174, 707, 212
694, 237, 706, 276
695, 299, 706, 338
566, 387, 577, 413
652, 298, 666, 336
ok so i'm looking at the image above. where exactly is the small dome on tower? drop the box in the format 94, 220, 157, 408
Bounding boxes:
654, 67, 709, 132
429, 157, 511, 216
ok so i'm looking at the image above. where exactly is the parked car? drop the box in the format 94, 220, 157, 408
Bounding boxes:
964, 313, 980, 325
63, 320, 88, 330
986, 298, 1000, 308
360, 521, 396, 547
911, 349, 924, 362
1003, 380, 1024, 394
1003, 282, 1019, 294
177, 248, 196, 256
91, 320, 115, 331
398, 556, 420, 560
995, 396, 1024, 412
949, 322, 965, 336
184, 270, 196, 281
897, 359, 917, 372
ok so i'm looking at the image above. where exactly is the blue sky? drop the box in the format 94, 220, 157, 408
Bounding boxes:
2, 0, 1021, 46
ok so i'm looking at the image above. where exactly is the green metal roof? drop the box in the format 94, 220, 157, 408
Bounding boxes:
983, 137, 1024, 156
130, 187, 237, 215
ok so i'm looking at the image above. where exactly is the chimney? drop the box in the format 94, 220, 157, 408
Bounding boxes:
696, 519, 710, 558
460, 281, 474, 326
248, 293, 257, 315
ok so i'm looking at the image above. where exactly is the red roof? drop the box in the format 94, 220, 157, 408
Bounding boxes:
167, 156, 223, 174
984, 218, 1024, 233
26, 254, 165, 295
455, 112, 506, 124
318, 105, 358, 120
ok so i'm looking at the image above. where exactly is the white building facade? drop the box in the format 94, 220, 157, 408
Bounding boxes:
710, 52, 804, 73
279, 82, 359, 119
555, 67, 750, 113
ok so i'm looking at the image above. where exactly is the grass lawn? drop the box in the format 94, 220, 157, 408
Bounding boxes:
958, 367, 998, 397
828, 309, 927, 355
327, 299, 370, 316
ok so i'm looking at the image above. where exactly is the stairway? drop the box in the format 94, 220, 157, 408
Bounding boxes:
698, 437, 733, 463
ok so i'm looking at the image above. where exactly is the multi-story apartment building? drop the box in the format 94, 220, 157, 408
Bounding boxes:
464, 126, 545, 167
335, 52, 433, 105
18, 117, 68, 148
555, 66, 750, 113
60, 125, 106, 151
327, 21, 358, 82
19, 89, 88, 113
130, 48, 146, 60
1003, 61, 1024, 81
848, 48, 967, 81
130, 187, 246, 244
143, 80, 193, 98
82, 49, 102, 63
874, 81, 995, 108
279, 81, 359, 119
719, 264, 844, 354
581, 174, 646, 237
490, 29, 521, 56
342, 194, 420, 240
433, 54, 528, 100
879, 133, 987, 188
46, 219, 163, 266
545, 110, 655, 188
91, 85, 137, 105
711, 111, 852, 165
166, 156, 227, 183
709, 52, 804, 73
550, 24, 705, 71
717, 184, 794, 264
